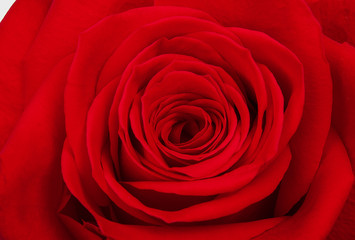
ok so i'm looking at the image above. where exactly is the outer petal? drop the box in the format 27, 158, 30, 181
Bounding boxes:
255, 129, 353, 240
0, 0, 52, 147
99, 216, 286, 240
0, 56, 73, 239
155, 0, 333, 216
307, 0, 355, 46
323, 37, 355, 174
22, 0, 153, 101
323, 37, 355, 240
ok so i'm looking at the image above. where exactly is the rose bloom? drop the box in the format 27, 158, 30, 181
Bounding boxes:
0, 0, 354, 239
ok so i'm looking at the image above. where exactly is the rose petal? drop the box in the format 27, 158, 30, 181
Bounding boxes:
0, 56, 73, 239
323, 37, 355, 173
307, 0, 355, 46
123, 163, 258, 196
22, 0, 154, 101
97, 215, 286, 240
230, 27, 305, 149
0, 0, 51, 147
255, 129, 353, 240
323, 36, 355, 240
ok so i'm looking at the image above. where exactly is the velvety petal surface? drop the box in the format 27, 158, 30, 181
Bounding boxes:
0, 0, 52, 147
22, 0, 153, 101
307, 0, 355, 46
255, 130, 353, 240
323, 36, 355, 240
0, 56, 73, 239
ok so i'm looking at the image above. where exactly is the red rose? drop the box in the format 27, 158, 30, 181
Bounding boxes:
0, 0, 354, 239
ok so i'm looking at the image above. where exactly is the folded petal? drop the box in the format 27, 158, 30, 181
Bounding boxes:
97, 214, 286, 240
323, 36, 355, 240
255, 129, 353, 240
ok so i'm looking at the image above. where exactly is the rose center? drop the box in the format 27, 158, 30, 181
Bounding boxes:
169, 119, 201, 144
